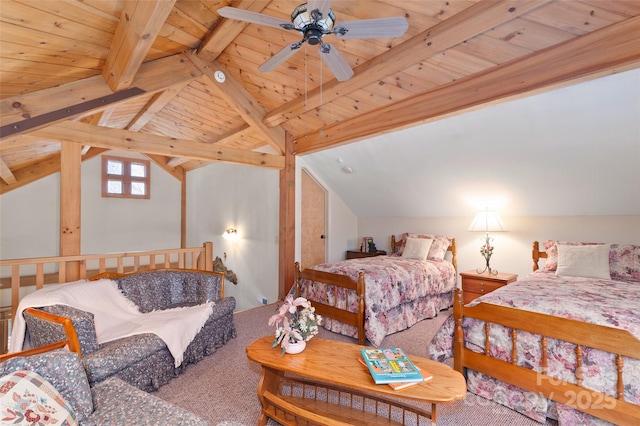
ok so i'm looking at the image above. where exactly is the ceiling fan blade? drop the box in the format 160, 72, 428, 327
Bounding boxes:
259, 43, 302, 72
319, 44, 354, 82
217, 6, 294, 30
307, 0, 333, 19
334, 17, 409, 39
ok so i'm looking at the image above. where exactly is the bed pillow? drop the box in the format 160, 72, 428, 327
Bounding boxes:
397, 233, 452, 261
401, 237, 433, 260
609, 243, 640, 282
0, 370, 78, 425
556, 244, 611, 279
542, 240, 603, 272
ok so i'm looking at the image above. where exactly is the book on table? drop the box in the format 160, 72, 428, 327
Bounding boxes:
357, 356, 432, 390
360, 348, 426, 385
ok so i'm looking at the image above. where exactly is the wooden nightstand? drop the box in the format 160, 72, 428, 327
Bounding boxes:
346, 250, 387, 260
460, 270, 518, 304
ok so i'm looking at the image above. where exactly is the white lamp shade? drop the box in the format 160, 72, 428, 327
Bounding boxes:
468, 209, 506, 232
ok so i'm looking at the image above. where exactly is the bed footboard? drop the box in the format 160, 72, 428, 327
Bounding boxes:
453, 289, 640, 425
294, 262, 366, 345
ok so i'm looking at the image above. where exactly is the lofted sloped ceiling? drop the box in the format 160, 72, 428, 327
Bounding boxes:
1, 0, 640, 194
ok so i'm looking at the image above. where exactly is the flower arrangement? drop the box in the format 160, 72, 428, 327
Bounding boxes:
268, 295, 322, 355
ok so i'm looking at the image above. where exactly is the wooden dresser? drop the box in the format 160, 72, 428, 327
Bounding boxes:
460, 270, 518, 304
345, 250, 386, 259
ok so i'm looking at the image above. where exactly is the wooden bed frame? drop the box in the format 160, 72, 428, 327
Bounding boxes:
453, 241, 640, 425
295, 235, 457, 346
0, 242, 214, 354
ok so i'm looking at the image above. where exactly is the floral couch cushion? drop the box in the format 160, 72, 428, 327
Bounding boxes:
0, 350, 93, 424
0, 370, 78, 425
91, 376, 207, 425
117, 270, 223, 313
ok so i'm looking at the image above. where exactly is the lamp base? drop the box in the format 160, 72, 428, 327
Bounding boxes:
476, 265, 499, 276
478, 234, 498, 275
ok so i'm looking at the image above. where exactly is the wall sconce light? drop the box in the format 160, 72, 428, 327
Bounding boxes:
468, 208, 506, 275
223, 228, 239, 242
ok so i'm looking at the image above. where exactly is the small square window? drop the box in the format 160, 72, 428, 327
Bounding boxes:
131, 181, 145, 196
102, 155, 150, 199
107, 159, 123, 175
131, 163, 146, 178
107, 180, 123, 195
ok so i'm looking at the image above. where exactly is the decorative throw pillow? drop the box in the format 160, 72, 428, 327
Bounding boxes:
0, 370, 78, 426
609, 243, 640, 282
397, 233, 452, 261
542, 240, 603, 272
401, 237, 433, 260
556, 244, 611, 280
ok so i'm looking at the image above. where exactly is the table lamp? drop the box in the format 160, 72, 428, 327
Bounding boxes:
468, 208, 506, 275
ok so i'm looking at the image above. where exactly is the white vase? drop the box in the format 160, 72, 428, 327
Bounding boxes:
285, 340, 306, 354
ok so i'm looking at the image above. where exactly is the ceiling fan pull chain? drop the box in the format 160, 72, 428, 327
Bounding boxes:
304, 45, 308, 112
320, 52, 323, 111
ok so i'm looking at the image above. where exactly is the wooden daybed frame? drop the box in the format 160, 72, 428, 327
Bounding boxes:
453, 241, 640, 425
295, 235, 457, 346
0, 242, 214, 354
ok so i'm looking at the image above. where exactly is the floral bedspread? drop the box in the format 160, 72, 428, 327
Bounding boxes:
299, 256, 456, 346
427, 271, 640, 425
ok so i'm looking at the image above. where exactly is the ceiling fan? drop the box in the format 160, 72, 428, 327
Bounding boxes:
217, 0, 409, 81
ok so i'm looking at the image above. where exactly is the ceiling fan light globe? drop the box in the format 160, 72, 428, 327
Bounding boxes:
291, 3, 335, 32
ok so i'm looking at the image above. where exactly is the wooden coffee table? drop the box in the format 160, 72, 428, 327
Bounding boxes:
246, 336, 466, 425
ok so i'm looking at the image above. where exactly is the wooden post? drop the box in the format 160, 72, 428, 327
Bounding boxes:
203, 242, 213, 271
60, 141, 81, 281
279, 133, 295, 299
453, 288, 465, 374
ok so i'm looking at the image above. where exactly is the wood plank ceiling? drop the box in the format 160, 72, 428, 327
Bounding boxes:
1, 0, 639, 193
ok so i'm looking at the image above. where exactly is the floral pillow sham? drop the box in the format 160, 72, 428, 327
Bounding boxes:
394, 233, 452, 262
542, 240, 640, 282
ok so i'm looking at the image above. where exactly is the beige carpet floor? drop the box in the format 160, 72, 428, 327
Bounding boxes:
154, 303, 556, 425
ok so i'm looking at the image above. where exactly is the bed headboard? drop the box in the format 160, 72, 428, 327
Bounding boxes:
390, 235, 457, 272
532, 241, 548, 272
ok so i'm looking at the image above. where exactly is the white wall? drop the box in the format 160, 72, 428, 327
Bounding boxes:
0, 151, 182, 259
301, 69, 640, 218
186, 162, 280, 312
0, 151, 182, 306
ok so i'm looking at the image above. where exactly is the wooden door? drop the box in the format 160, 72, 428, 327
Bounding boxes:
301, 169, 326, 268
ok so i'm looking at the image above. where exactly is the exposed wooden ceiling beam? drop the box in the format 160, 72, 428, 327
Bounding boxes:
294, 15, 640, 154
145, 153, 185, 181
163, 124, 255, 168
186, 52, 286, 154
31, 121, 285, 169
263, 0, 550, 128
0, 158, 17, 185
1, 54, 201, 139
0, 148, 104, 195
103, 0, 177, 91
166, 157, 190, 168
196, 0, 269, 63
0, 154, 60, 194
126, 82, 189, 131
